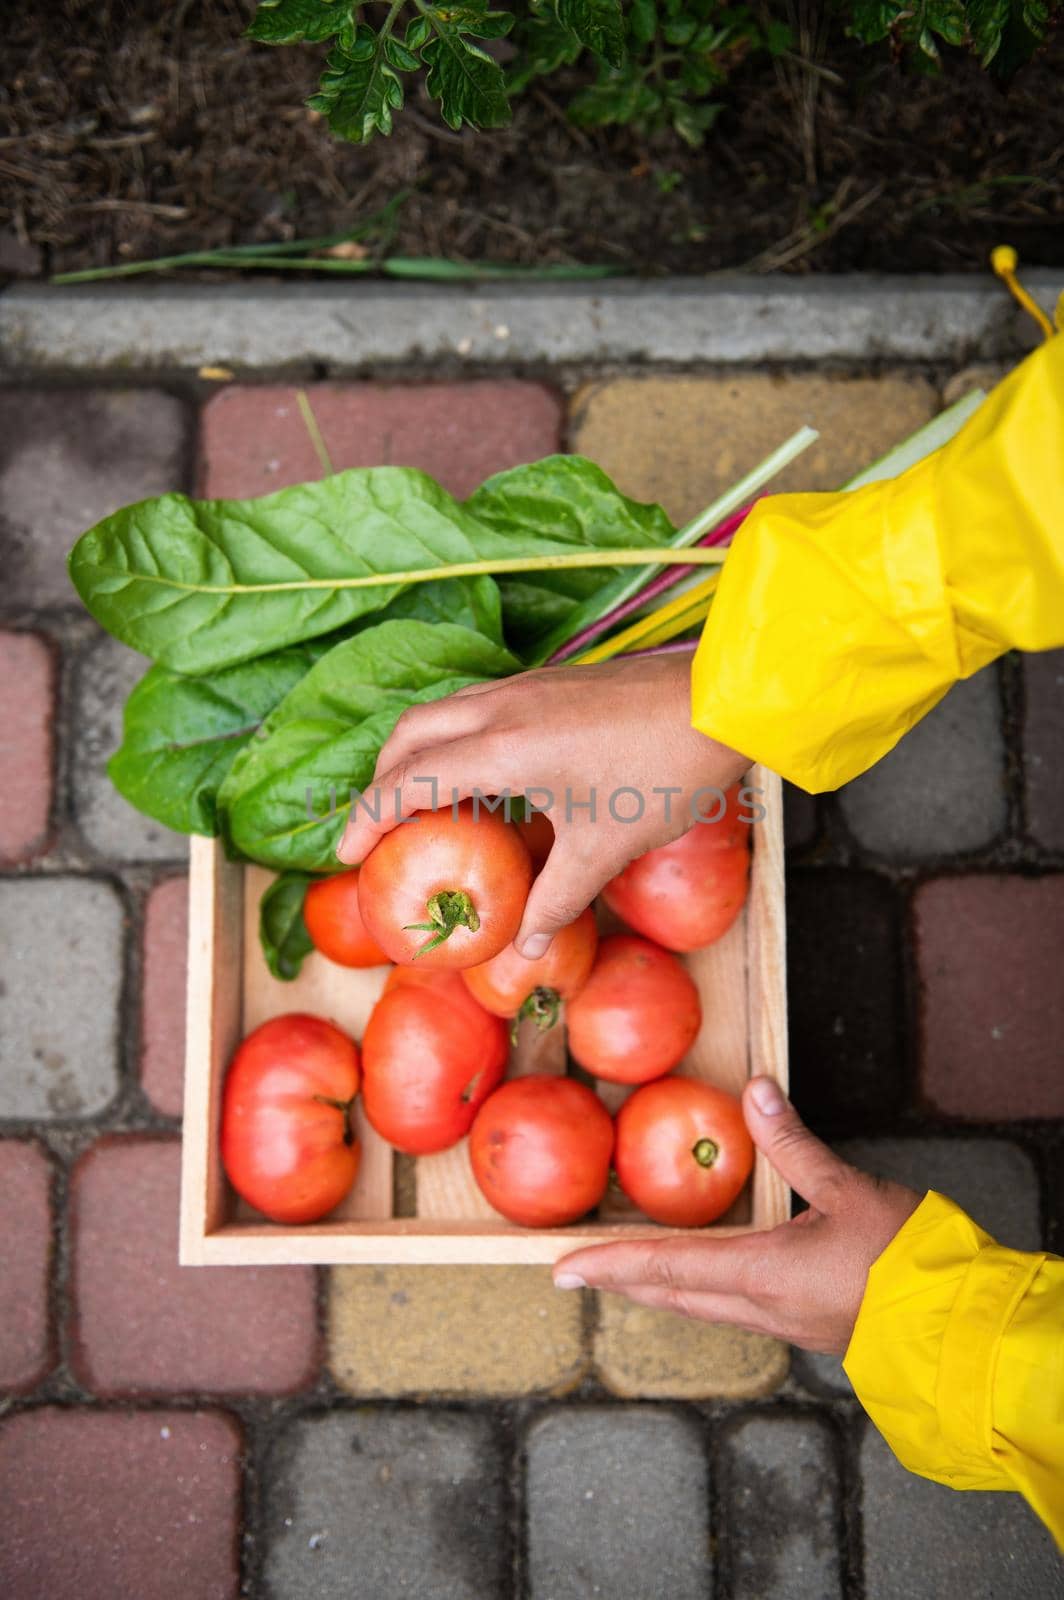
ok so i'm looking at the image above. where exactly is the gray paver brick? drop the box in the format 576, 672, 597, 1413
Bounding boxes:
838, 669, 1005, 858
0, 389, 188, 608
1023, 648, 1064, 851
838, 1136, 1043, 1251
0, 877, 123, 1118
525, 1407, 710, 1600
720, 1415, 842, 1600
263, 1410, 508, 1600
73, 634, 186, 861
861, 1427, 1064, 1600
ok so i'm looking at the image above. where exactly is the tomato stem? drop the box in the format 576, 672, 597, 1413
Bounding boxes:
405, 890, 480, 956
514, 986, 562, 1041
313, 1093, 356, 1146
692, 1137, 719, 1169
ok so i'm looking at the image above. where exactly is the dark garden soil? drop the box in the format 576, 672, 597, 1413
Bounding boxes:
2, 0, 1062, 282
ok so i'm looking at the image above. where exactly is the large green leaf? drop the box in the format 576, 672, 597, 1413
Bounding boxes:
106, 576, 501, 836
464, 455, 675, 655
218, 620, 518, 870
69, 467, 537, 675
259, 871, 316, 980
247, 0, 351, 44
420, 3, 513, 130
554, 0, 626, 65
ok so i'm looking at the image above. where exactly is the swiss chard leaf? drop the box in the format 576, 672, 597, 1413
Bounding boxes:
218, 619, 518, 871
106, 576, 501, 837
464, 455, 675, 657
419, 3, 514, 131
247, 0, 351, 45
259, 871, 316, 980
554, 0, 627, 66
69, 467, 529, 675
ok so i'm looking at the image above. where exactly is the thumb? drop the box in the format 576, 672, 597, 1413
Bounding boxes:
514, 845, 602, 959
742, 1077, 855, 1214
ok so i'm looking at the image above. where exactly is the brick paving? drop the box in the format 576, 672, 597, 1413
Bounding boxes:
1, 366, 1061, 1598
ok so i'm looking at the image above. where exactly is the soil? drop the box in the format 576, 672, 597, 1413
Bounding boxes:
2, 0, 1062, 281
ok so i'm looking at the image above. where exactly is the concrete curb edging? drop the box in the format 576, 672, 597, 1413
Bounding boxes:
1, 274, 1060, 373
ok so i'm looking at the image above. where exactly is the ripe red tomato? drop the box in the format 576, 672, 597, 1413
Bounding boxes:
469, 1076, 614, 1226
220, 1013, 361, 1224
461, 906, 598, 1030
360, 968, 508, 1154
602, 786, 751, 953
304, 869, 390, 967
566, 934, 701, 1084
518, 809, 555, 871
614, 1076, 754, 1226
358, 799, 533, 969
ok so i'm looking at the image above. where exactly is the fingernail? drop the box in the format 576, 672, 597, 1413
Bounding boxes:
518, 933, 551, 959
553, 1272, 586, 1290
749, 1077, 787, 1116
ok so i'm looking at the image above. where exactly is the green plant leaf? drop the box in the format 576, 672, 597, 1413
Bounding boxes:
104, 575, 501, 836
218, 620, 519, 870
555, 0, 626, 64
464, 455, 674, 655
247, 0, 352, 45
419, 3, 514, 130
259, 871, 316, 980
308, 28, 410, 142
69, 467, 538, 675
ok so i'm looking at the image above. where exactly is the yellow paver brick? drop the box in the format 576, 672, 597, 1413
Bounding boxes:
328, 1266, 588, 1398
594, 1296, 789, 1400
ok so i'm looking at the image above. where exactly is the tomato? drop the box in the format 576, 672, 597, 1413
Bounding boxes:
469, 1076, 614, 1227
303, 869, 390, 968
360, 968, 508, 1154
461, 906, 598, 1030
220, 1012, 361, 1224
518, 809, 555, 871
566, 934, 701, 1084
602, 786, 751, 953
358, 799, 533, 969
614, 1076, 754, 1226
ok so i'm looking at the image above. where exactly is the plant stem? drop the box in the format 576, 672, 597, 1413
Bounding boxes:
296, 391, 335, 478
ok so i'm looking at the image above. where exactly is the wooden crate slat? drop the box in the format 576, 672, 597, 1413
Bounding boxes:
746, 766, 791, 1232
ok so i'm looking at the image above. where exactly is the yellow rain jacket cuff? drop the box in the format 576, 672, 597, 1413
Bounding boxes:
844, 1191, 1064, 1544
691, 336, 1064, 792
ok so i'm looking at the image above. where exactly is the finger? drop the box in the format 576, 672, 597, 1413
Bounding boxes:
336, 736, 506, 864
513, 839, 605, 958
552, 1234, 754, 1296
618, 1283, 774, 1334
369, 692, 495, 784
743, 1077, 856, 1214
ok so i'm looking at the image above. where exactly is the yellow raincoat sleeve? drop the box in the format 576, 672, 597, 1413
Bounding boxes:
842, 1192, 1064, 1542
690, 334, 1064, 791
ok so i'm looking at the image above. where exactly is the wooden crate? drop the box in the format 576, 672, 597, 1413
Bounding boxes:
179, 767, 788, 1265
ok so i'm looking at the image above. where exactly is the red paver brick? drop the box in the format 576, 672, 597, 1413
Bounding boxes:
0, 1407, 240, 1600
71, 1138, 318, 1395
198, 381, 564, 501
0, 1141, 53, 1391
1023, 648, 1064, 851
141, 876, 189, 1117
0, 632, 54, 864
915, 875, 1064, 1120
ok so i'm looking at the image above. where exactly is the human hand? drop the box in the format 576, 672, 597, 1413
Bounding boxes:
337, 653, 749, 958
552, 1076, 922, 1355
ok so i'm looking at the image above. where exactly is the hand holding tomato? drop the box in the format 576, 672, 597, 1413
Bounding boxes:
553, 1078, 921, 1354
336, 654, 749, 959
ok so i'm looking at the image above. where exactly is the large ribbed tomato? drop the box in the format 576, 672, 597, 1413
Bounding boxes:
469, 1076, 614, 1227
614, 1076, 754, 1226
357, 799, 533, 969
220, 1013, 361, 1224
304, 869, 389, 968
566, 935, 701, 1084
602, 784, 751, 952
360, 968, 508, 1154
461, 906, 598, 1031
